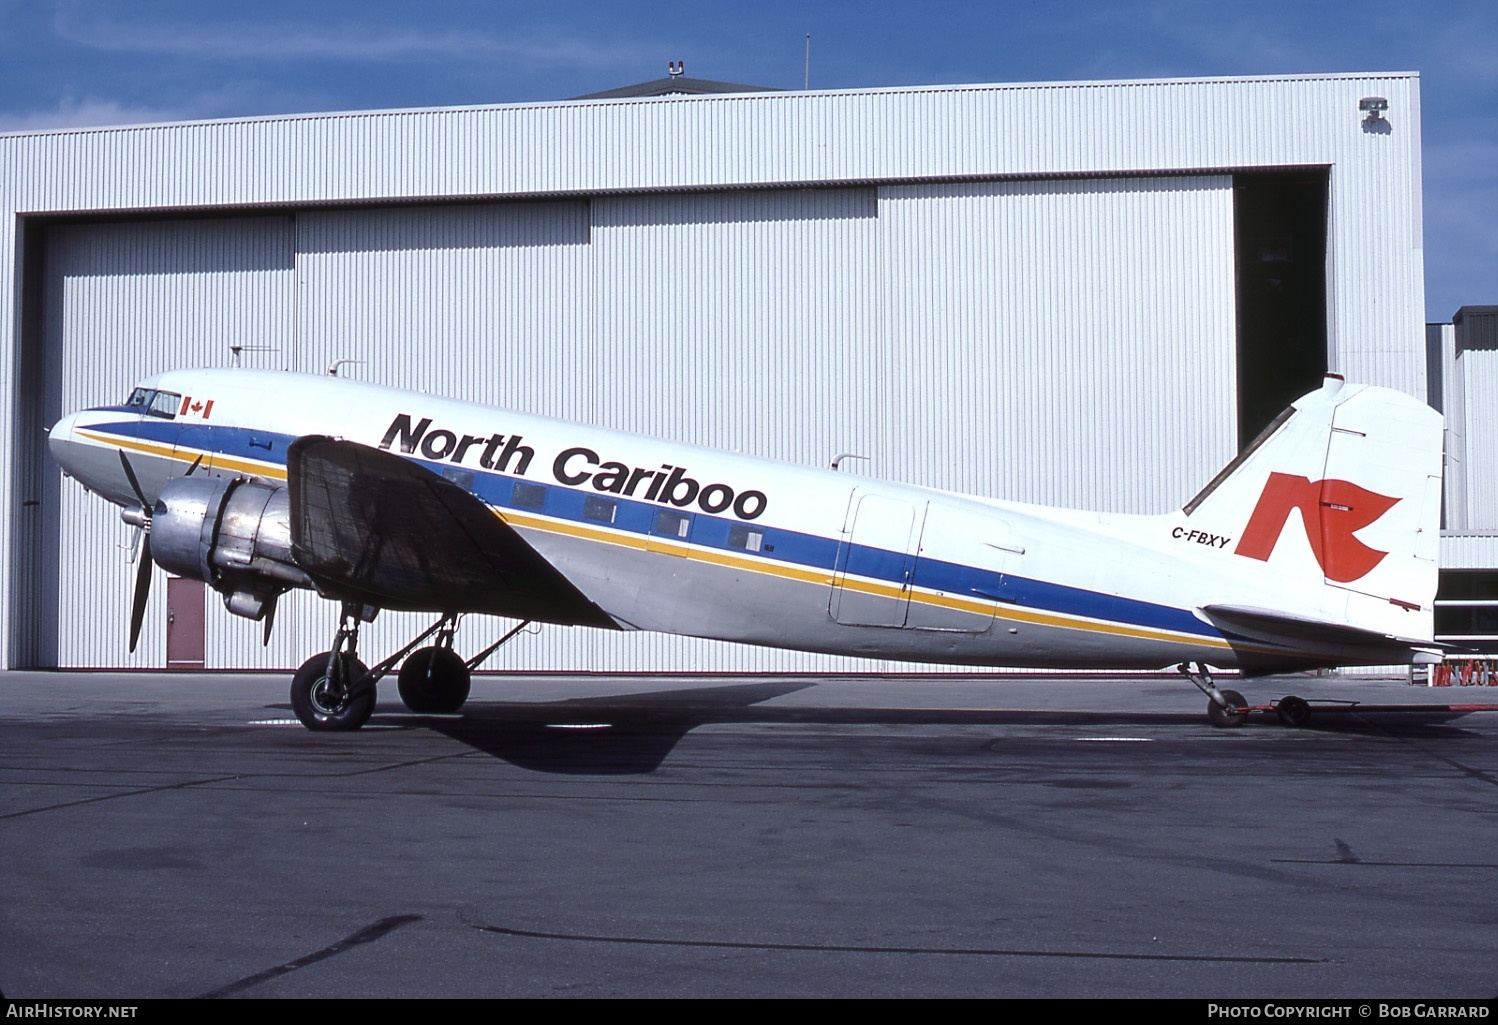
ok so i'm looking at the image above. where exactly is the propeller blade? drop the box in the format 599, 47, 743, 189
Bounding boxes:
184, 454, 203, 477
118, 450, 149, 509
128, 534, 153, 653
261, 594, 278, 647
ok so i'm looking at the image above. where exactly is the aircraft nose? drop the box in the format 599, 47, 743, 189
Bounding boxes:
48, 408, 137, 505
48, 411, 81, 472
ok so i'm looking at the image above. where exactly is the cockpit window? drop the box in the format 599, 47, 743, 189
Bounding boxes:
124, 388, 181, 419
149, 391, 181, 417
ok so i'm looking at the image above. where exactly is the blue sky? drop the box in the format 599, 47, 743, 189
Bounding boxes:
1, 0, 1493, 321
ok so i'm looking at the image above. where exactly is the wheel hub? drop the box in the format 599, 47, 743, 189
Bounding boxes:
309, 675, 347, 715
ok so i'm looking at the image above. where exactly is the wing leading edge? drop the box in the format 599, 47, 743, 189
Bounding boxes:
287, 436, 618, 628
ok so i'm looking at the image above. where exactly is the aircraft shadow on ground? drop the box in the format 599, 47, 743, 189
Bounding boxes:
408, 680, 819, 773
323, 680, 1492, 773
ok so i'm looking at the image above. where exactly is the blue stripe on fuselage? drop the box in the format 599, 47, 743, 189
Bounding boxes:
80, 419, 1217, 641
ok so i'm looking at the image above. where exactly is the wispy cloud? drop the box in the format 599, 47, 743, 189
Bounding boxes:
0, 96, 192, 132
52, 6, 644, 68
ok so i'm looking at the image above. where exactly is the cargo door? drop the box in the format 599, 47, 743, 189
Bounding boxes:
906, 503, 1007, 633
830, 492, 922, 627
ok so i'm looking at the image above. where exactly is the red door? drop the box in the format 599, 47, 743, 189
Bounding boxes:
166, 577, 205, 669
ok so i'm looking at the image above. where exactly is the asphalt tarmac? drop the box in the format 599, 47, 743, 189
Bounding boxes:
1, 670, 1495, 999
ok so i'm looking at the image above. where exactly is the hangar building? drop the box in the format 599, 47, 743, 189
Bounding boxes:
3, 71, 1485, 672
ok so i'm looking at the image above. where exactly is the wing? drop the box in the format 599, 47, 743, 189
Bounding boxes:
286, 436, 618, 627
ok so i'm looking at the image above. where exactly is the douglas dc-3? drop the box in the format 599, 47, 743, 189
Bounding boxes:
49, 369, 1445, 731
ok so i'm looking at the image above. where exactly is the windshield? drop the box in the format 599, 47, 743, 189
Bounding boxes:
124, 387, 181, 419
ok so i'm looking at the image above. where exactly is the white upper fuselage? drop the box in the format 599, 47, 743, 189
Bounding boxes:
48, 368, 1428, 671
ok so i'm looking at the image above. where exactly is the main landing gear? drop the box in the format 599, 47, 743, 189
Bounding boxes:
288, 603, 533, 731
1177, 662, 1315, 729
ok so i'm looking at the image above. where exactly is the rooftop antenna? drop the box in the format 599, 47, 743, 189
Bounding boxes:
668, 60, 684, 79
326, 358, 367, 377
804, 34, 811, 90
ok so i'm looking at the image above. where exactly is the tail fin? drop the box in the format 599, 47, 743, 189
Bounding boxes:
1183, 374, 1444, 648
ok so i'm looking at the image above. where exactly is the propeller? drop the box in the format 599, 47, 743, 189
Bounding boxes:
118, 451, 203, 653
118, 451, 154, 653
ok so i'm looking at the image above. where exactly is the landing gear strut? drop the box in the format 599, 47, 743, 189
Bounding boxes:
1178, 662, 1247, 728
289, 608, 535, 730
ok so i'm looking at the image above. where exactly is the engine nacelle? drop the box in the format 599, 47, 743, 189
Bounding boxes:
149, 476, 312, 620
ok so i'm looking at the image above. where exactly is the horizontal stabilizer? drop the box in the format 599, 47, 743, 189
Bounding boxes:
1199, 603, 1442, 672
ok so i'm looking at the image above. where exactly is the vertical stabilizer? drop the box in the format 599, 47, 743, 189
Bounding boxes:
1183, 375, 1443, 641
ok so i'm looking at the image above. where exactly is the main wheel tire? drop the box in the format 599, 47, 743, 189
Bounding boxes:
397, 646, 472, 714
1276, 694, 1312, 727
291, 651, 374, 731
1207, 688, 1248, 728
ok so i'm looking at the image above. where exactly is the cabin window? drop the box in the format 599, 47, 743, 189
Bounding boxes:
583, 495, 617, 524
654, 510, 691, 539
442, 467, 475, 491
728, 525, 764, 552
512, 481, 546, 511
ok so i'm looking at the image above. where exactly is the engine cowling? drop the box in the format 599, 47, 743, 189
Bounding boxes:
149, 476, 312, 620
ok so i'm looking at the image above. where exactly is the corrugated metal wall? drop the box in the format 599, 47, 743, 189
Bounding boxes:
0, 75, 1422, 211
45, 177, 1238, 670
1457, 348, 1498, 530
1432, 322, 1467, 532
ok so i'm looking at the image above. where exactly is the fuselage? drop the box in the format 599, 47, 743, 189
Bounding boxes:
48, 368, 1404, 672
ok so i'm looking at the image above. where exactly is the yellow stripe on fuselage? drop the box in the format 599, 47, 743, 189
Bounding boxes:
75, 429, 287, 481
498, 507, 1236, 654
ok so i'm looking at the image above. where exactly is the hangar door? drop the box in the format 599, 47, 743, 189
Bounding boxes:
34, 218, 295, 669
34, 204, 593, 669
877, 176, 1238, 516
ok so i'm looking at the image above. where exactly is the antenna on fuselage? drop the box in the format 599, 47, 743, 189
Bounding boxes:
326, 358, 367, 377
830, 452, 870, 471
229, 344, 279, 367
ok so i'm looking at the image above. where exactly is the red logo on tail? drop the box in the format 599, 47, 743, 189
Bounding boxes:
1234, 472, 1399, 582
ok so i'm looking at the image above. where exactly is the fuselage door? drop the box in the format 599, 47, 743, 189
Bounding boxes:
830, 491, 923, 627
905, 502, 1007, 633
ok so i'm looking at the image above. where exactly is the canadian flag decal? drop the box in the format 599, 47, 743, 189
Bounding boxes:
1234, 472, 1400, 583
178, 395, 214, 419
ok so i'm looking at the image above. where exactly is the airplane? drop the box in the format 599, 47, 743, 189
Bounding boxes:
47, 368, 1446, 732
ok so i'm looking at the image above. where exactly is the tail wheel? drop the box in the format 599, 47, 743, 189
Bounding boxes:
291, 651, 374, 731
1207, 688, 1248, 728
1275, 695, 1312, 727
397, 646, 472, 714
